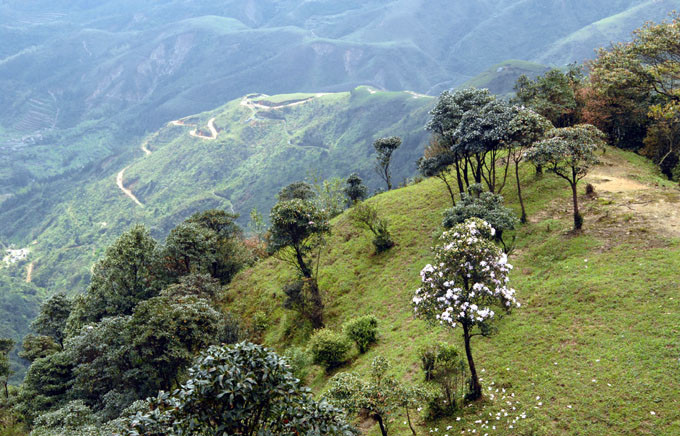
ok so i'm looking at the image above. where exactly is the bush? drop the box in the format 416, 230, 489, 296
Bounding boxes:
342, 315, 378, 353
417, 342, 466, 418
283, 346, 312, 382
349, 202, 394, 253
309, 328, 351, 371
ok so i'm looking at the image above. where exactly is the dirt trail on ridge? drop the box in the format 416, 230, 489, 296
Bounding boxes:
532, 149, 680, 238
190, 117, 218, 140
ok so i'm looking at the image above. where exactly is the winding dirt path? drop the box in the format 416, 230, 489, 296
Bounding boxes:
189, 117, 218, 140
117, 166, 144, 207
140, 139, 152, 156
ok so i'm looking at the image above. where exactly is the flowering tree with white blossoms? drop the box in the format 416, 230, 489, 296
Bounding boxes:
413, 218, 520, 401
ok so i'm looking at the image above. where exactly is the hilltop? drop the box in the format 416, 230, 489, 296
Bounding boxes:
225, 146, 680, 435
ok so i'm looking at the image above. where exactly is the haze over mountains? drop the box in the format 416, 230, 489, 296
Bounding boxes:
2, 0, 680, 379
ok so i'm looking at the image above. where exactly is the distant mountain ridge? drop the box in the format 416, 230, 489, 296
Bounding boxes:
2, 0, 679, 192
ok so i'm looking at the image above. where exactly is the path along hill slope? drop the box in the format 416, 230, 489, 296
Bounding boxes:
225, 147, 680, 435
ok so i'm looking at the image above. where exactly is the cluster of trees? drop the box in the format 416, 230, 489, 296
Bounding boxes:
1, 210, 254, 433
422, 85, 605, 231
515, 15, 680, 181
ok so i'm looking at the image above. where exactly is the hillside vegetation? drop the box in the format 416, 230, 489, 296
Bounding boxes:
225, 147, 680, 435
0, 88, 433, 368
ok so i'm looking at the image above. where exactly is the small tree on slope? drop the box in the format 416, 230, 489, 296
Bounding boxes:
374, 136, 402, 191
525, 124, 605, 231
412, 218, 519, 401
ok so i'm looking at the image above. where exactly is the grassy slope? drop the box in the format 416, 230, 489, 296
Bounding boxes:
225, 147, 680, 435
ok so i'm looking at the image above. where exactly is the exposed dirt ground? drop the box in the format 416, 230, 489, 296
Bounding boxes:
530, 149, 680, 242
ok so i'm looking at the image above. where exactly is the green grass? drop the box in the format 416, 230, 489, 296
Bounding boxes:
225, 148, 680, 435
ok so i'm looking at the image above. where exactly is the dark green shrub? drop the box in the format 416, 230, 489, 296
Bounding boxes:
343, 173, 367, 204
120, 343, 355, 436
309, 328, 351, 371
342, 315, 378, 354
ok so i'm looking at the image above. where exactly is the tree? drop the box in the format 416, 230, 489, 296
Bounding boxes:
159, 273, 220, 302
184, 209, 247, 284
278, 181, 317, 201
0, 338, 14, 398
426, 88, 495, 192
418, 138, 457, 206
31, 293, 73, 348
343, 173, 368, 204
506, 107, 553, 222
585, 15, 680, 173
641, 101, 680, 176
19, 334, 60, 362
121, 343, 356, 436
17, 351, 74, 420
442, 185, 518, 252
325, 357, 427, 436
525, 125, 606, 230
412, 218, 519, 401
348, 202, 394, 253
455, 99, 516, 193
162, 222, 218, 279
513, 66, 584, 128
128, 296, 222, 394
269, 199, 330, 280
76, 225, 161, 324
269, 199, 330, 327
373, 136, 402, 190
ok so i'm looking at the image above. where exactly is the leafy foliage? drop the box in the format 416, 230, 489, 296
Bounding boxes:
418, 342, 466, 418
71, 225, 162, 326
525, 125, 606, 230
31, 294, 72, 348
374, 136, 402, 191
121, 342, 356, 436
278, 181, 317, 202
342, 315, 379, 354
343, 173, 368, 204
325, 357, 428, 436
513, 66, 584, 128
269, 199, 330, 279
309, 328, 351, 371
442, 185, 518, 251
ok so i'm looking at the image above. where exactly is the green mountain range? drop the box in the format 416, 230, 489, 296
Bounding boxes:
2, 0, 680, 382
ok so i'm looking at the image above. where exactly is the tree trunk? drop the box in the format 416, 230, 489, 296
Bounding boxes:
571, 182, 582, 230
405, 407, 417, 436
440, 175, 456, 206
295, 246, 312, 279
462, 323, 482, 401
376, 414, 389, 436
2, 380, 7, 399
454, 159, 465, 193
515, 161, 527, 223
